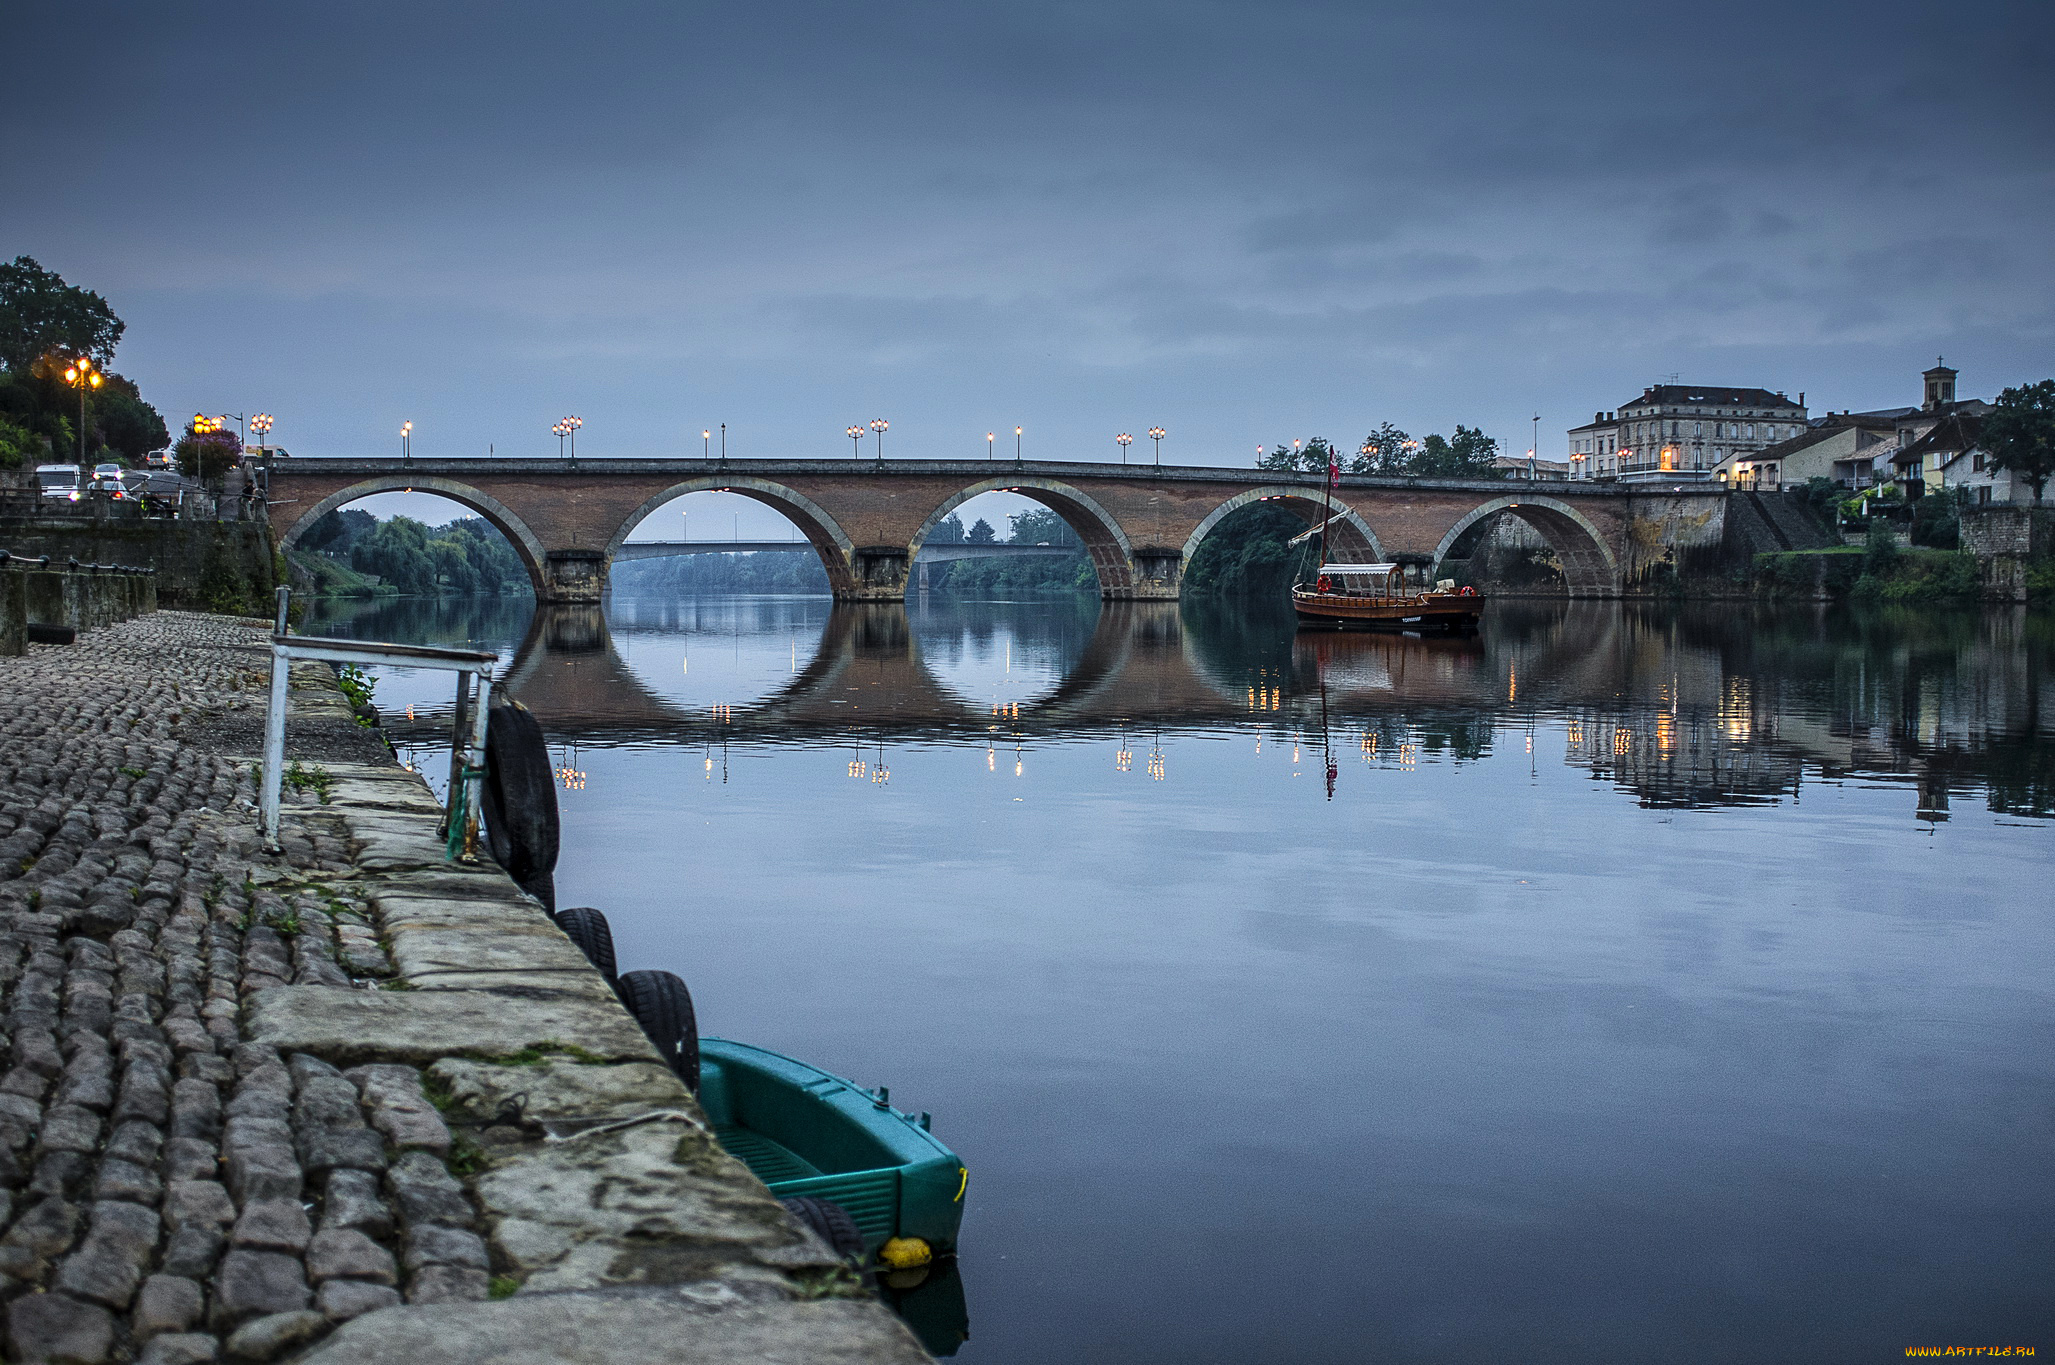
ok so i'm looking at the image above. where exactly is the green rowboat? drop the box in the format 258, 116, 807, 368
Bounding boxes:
699, 1038, 968, 1261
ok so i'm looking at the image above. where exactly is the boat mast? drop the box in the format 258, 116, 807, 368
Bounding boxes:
1315, 444, 1338, 586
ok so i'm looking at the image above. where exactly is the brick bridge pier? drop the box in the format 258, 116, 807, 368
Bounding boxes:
265, 458, 1729, 604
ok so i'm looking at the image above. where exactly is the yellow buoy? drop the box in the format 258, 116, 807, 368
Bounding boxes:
877, 1236, 933, 1271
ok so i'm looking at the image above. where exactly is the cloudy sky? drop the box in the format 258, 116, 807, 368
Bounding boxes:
7, 0, 2051, 484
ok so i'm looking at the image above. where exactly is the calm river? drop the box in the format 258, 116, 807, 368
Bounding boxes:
303, 591, 2054, 1363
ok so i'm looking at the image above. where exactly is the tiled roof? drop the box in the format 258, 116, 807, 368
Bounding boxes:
1619, 385, 1803, 411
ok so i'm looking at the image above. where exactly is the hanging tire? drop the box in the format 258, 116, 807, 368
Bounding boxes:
482, 699, 559, 889
617, 969, 700, 1092
517, 867, 556, 916
553, 906, 617, 982
781, 1196, 866, 1262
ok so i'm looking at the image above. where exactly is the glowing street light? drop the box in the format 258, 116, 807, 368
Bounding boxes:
552, 420, 571, 459
1116, 432, 1132, 463
401, 420, 413, 465
1015, 425, 1023, 464
847, 425, 864, 458
62, 357, 103, 463
250, 412, 274, 450
869, 418, 888, 460
1148, 427, 1165, 464
987, 432, 994, 459
703, 429, 711, 459
565, 415, 582, 464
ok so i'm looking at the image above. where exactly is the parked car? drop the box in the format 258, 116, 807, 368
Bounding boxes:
36, 464, 83, 501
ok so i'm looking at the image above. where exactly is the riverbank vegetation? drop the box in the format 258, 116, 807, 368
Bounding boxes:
291, 510, 531, 596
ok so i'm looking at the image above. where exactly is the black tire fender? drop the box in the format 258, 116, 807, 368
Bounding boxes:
553, 906, 617, 982
618, 969, 700, 1092
781, 1196, 866, 1262
482, 699, 559, 889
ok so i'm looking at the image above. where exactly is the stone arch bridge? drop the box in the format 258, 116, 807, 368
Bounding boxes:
266, 457, 1728, 603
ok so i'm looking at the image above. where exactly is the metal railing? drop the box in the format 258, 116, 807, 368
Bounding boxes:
259, 587, 499, 857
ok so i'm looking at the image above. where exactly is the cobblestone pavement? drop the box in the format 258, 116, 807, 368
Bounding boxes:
0, 614, 500, 1363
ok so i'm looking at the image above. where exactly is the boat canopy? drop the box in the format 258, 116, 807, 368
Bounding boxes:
1320, 563, 1398, 575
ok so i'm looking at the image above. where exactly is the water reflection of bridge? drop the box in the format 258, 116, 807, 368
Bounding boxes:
477, 600, 2052, 818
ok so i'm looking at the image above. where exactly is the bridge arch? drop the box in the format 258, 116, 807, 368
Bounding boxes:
909, 477, 1137, 597
1430, 495, 1619, 596
604, 476, 861, 598
278, 475, 552, 594
1180, 486, 1385, 570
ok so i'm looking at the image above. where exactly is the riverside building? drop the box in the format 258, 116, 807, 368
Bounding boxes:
1566, 385, 1809, 482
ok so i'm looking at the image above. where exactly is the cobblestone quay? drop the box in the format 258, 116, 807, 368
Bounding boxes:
0, 612, 928, 1363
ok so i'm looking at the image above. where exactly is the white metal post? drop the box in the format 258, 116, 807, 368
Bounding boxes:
260, 639, 289, 848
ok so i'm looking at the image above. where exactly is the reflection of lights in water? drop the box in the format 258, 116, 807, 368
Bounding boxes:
1526, 734, 1534, 754
1614, 726, 1632, 755
553, 742, 585, 791
1656, 712, 1676, 756
1508, 662, 1517, 705
1147, 733, 1166, 781
406, 704, 415, 722
1116, 726, 1133, 772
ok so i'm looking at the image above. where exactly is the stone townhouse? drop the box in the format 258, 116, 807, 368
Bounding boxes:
1715, 411, 1904, 490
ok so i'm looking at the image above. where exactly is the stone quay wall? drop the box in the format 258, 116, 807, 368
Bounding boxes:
1961, 506, 2055, 602
0, 558, 159, 656
0, 521, 276, 617
0, 611, 929, 1364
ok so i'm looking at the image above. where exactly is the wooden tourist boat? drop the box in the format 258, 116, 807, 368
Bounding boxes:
1292, 562, 1486, 630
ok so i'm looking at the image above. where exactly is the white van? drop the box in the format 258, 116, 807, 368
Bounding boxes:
36, 464, 83, 502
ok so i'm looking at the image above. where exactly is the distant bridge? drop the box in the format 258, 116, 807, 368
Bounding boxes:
265, 456, 1730, 604
612, 540, 1077, 562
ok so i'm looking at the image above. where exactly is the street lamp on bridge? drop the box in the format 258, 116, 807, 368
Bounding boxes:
553, 419, 570, 459
1116, 433, 1132, 464
1015, 426, 1023, 465
703, 429, 711, 459
1148, 427, 1165, 464
250, 412, 274, 450
846, 425, 864, 459
870, 418, 888, 461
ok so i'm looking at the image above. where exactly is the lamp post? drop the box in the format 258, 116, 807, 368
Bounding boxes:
703, 429, 711, 459
250, 412, 274, 452
1015, 426, 1022, 465
553, 420, 570, 459
987, 432, 994, 459
1116, 432, 1132, 464
401, 421, 412, 466
1148, 427, 1165, 464
870, 418, 888, 461
847, 425, 864, 459
61, 357, 103, 465
566, 416, 582, 464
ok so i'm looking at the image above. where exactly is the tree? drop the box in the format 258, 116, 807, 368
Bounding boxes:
967, 517, 997, 544
175, 418, 242, 486
1981, 380, 2055, 505
1007, 506, 1079, 546
930, 513, 967, 544
92, 374, 169, 462
1352, 422, 1501, 477
1256, 437, 1339, 473
1350, 424, 1411, 473
0, 257, 125, 372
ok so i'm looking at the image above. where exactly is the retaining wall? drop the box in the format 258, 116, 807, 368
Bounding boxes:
0, 519, 274, 614
1962, 506, 2055, 602
0, 556, 159, 655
